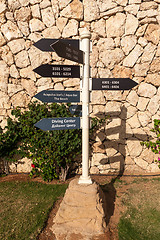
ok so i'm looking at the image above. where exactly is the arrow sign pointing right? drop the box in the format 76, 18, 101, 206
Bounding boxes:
92, 78, 138, 90
50, 40, 84, 64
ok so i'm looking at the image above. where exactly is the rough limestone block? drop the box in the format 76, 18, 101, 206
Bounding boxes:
51, 179, 107, 238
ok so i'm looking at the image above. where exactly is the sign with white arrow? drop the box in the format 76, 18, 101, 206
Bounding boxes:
50, 40, 84, 64
92, 78, 138, 90
35, 117, 81, 131
33, 64, 80, 78
34, 90, 81, 103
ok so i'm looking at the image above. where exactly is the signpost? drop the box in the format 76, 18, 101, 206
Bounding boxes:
50, 40, 84, 64
35, 117, 81, 131
69, 105, 82, 116
34, 38, 80, 52
33, 29, 138, 185
33, 64, 80, 78
92, 78, 138, 90
34, 90, 80, 103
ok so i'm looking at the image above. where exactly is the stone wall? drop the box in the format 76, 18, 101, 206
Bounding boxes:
0, 0, 160, 174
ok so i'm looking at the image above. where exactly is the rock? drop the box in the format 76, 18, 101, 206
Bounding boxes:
20, 66, 36, 81
40, 0, 51, 9
98, 0, 117, 12
62, 19, 78, 38
125, 14, 139, 35
127, 114, 141, 128
127, 140, 142, 158
144, 24, 160, 45
42, 26, 61, 38
21, 79, 37, 97
147, 95, 160, 115
147, 163, 160, 172
91, 91, 105, 104
137, 82, 157, 98
150, 57, 160, 73
136, 23, 148, 37
0, 91, 9, 108
105, 101, 122, 115
14, 7, 31, 22
90, 166, 100, 174
138, 111, 151, 127
63, 79, 79, 87
121, 35, 137, 55
141, 43, 156, 64
140, 1, 158, 11
17, 21, 30, 36
0, 61, 9, 92
125, 156, 135, 165
84, 0, 100, 22
137, 97, 149, 111
135, 157, 148, 170
10, 91, 31, 107
61, 0, 83, 20
146, 73, 160, 87
123, 44, 143, 67
124, 4, 140, 15
10, 64, 20, 78
126, 91, 139, 106
54, 82, 64, 90
51, 179, 107, 238
101, 7, 124, 18
29, 18, 45, 32
41, 7, 55, 28
141, 148, 154, 164
31, 4, 41, 18
93, 142, 105, 154
97, 38, 115, 51
56, 17, 67, 32
104, 141, 118, 157
112, 65, 132, 78
126, 105, 137, 119
91, 19, 106, 37
106, 13, 126, 38
15, 50, 30, 68
138, 37, 148, 47
28, 46, 51, 69
0, 45, 14, 66
16, 158, 32, 173
8, 39, 25, 54
0, 2, 7, 14
134, 63, 149, 77
8, 84, 23, 97
59, 0, 72, 10
8, 0, 21, 10
1, 20, 23, 41
19, 0, 30, 6
30, 0, 42, 4
0, 32, 6, 47
99, 48, 124, 69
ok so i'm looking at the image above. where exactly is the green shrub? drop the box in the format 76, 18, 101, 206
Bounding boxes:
141, 119, 160, 168
0, 101, 108, 181
0, 102, 82, 181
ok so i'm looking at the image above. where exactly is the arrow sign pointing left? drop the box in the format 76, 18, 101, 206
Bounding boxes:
35, 117, 81, 131
50, 40, 84, 64
92, 78, 138, 90
34, 90, 80, 103
33, 64, 80, 78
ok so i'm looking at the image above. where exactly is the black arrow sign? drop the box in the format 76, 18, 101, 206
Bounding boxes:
34, 38, 79, 52
69, 105, 82, 116
33, 64, 80, 78
35, 117, 81, 131
92, 78, 138, 90
34, 90, 80, 103
50, 40, 84, 64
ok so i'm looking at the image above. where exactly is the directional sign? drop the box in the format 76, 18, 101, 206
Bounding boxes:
50, 40, 84, 64
69, 105, 82, 116
34, 38, 79, 52
34, 90, 80, 103
33, 64, 80, 78
35, 117, 81, 131
92, 78, 138, 90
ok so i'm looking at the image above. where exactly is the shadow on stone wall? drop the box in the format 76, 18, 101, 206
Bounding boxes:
93, 105, 151, 175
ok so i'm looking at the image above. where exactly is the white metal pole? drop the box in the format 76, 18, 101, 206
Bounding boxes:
78, 29, 92, 184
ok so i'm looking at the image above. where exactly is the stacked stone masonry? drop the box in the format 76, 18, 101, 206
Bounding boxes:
0, 0, 160, 174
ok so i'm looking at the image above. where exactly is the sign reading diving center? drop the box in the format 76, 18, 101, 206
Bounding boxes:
35, 117, 81, 131
34, 90, 80, 103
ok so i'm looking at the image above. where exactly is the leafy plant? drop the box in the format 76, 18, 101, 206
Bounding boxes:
0, 102, 108, 181
141, 119, 160, 168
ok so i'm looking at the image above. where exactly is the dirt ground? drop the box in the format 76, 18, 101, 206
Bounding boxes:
1, 173, 160, 240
